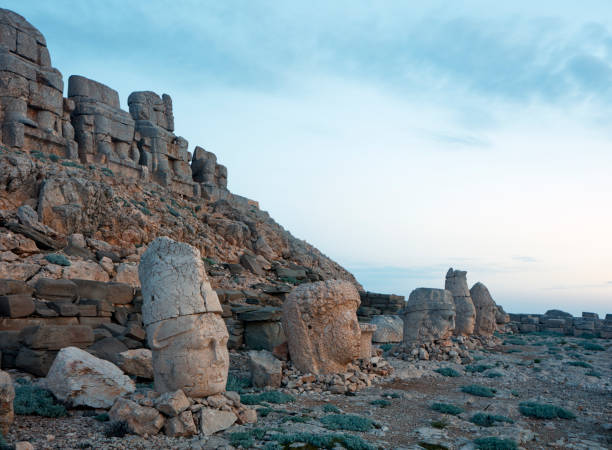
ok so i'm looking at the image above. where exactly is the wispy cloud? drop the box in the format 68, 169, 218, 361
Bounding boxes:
513, 256, 538, 263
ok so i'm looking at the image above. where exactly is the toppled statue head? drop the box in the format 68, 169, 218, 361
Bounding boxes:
139, 237, 228, 397
282, 280, 361, 374
402, 288, 456, 346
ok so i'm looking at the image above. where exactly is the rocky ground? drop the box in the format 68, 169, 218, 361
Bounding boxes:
4, 332, 611, 449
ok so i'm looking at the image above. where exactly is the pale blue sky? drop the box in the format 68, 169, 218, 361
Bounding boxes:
6, 1, 612, 316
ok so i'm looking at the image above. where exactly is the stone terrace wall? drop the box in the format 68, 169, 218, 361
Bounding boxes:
0, 8, 234, 204
508, 310, 612, 338
357, 291, 405, 320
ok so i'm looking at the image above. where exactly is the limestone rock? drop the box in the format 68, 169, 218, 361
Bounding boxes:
282, 280, 361, 374
113, 262, 139, 287
109, 397, 164, 436
402, 288, 455, 346
470, 282, 497, 336
164, 410, 197, 437
199, 408, 237, 435
359, 322, 376, 358
445, 268, 476, 336
115, 349, 153, 379
154, 389, 190, 417
371, 315, 403, 343
44, 346, 135, 408
0, 369, 15, 435
248, 349, 282, 388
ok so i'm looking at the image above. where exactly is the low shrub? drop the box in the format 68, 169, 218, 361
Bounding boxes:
94, 413, 109, 422
465, 364, 493, 373
503, 338, 526, 345
228, 431, 255, 448
240, 390, 295, 405
323, 404, 341, 413
586, 370, 602, 378
435, 367, 461, 377
580, 342, 605, 351
370, 399, 391, 407
461, 384, 496, 398
167, 206, 180, 217
431, 402, 463, 415
226, 374, 251, 393
518, 402, 575, 419
101, 167, 114, 176
470, 413, 514, 427
49, 154, 60, 162
14, 384, 67, 417
431, 419, 448, 429
486, 371, 503, 378
473, 437, 518, 450
44, 253, 71, 266
379, 343, 393, 352
566, 361, 592, 369
320, 413, 374, 432
269, 432, 376, 450
61, 160, 84, 169
104, 420, 130, 438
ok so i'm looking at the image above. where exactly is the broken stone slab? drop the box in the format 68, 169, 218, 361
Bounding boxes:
0, 294, 35, 317
237, 306, 282, 322
87, 336, 128, 364
164, 410, 197, 437
45, 347, 135, 408
34, 278, 77, 302
6, 222, 60, 250
359, 323, 376, 359
15, 348, 57, 377
244, 321, 285, 351
154, 389, 190, 417
370, 315, 403, 343
47, 300, 78, 317
199, 408, 237, 435
109, 397, 164, 436
248, 349, 282, 388
19, 324, 94, 350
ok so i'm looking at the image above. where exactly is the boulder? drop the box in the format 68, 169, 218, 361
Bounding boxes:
15, 348, 57, 376
282, 280, 361, 374
0, 369, 15, 435
45, 346, 135, 408
402, 288, 455, 346
109, 398, 164, 436
370, 315, 403, 343
199, 408, 237, 435
248, 349, 282, 388
164, 410, 197, 437
87, 336, 128, 364
470, 282, 497, 336
115, 349, 153, 379
244, 321, 285, 351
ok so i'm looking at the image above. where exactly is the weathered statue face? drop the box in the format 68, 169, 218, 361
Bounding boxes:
147, 314, 229, 397
282, 280, 361, 374
403, 288, 456, 346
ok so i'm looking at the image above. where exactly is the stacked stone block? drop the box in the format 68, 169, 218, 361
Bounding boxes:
507, 310, 611, 338
357, 291, 405, 320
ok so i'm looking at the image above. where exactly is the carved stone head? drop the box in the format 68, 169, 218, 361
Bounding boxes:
139, 237, 228, 397
282, 280, 361, 374
402, 288, 456, 346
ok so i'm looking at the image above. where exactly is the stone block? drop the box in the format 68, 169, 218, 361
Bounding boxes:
68, 75, 120, 108
20, 324, 94, 350
34, 278, 77, 302
0, 316, 78, 330
106, 282, 133, 304
15, 347, 57, 376
248, 349, 282, 388
0, 279, 34, 296
244, 321, 285, 351
78, 316, 111, 327
72, 279, 108, 301
0, 295, 35, 318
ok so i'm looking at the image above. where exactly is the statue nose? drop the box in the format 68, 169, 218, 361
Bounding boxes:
212, 341, 224, 366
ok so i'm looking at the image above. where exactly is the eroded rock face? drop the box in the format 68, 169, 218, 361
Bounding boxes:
470, 282, 497, 336
0, 369, 14, 435
282, 280, 361, 374
402, 288, 455, 346
140, 237, 229, 397
44, 346, 135, 408
445, 268, 476, 336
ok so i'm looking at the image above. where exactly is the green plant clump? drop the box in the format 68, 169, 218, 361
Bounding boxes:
44, 253, 71, 266
567, 361, 593, 369
14, 384, 67, 417
431, 419, 448, 429
101, 167, 114, 176
473, 437, 518, 450
370, 399, 391, 407
470, 413, 514, 427
431, 403, 464, 415
61, 160, 84, 169
465, 364, 493, 373
461, 384, 496, 398
435, 367, 461, 377
228, 431, 255, 448
94, 413, 110, 422
104, 420, 130, 438
240, 390, 295, 405
486, 371, 503, 378
581, 342, 605, 351
167, 206, 180, 217
323, 404, 341, 413
586, 370, 602, 378
519, 402, 575, 419
269, 432, 376, 450
320, 414, 374, 432
379, 343, 393, 352
226, 374, 251, 393
49, 153, 60, 162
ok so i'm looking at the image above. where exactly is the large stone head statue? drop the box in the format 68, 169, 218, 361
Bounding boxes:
402, 288, 456, 346
139, 237, 228, 397
445, 268, 476, 336
282, 280, 361, 374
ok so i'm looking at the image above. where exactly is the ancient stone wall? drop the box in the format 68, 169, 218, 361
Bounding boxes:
508, 311, 612, 338
357, 291, 405, 320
